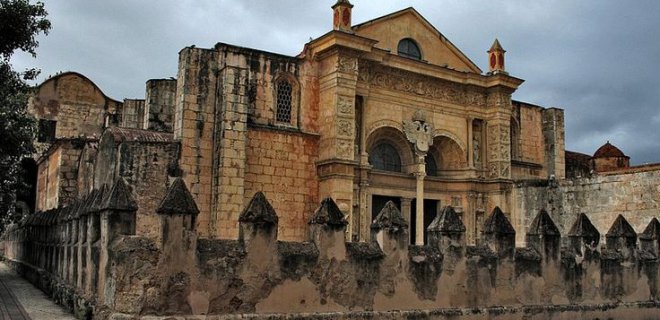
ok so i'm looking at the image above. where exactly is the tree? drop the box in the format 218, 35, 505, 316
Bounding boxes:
0, 0, 50, 233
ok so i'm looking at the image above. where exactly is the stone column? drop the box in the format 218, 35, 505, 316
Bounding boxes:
400, 197, 413, 244
467, 117, 474, 168
403, 110, 433, 245
414, 159, 426, 245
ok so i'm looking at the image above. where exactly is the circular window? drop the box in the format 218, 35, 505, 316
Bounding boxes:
397, 38, 422, 60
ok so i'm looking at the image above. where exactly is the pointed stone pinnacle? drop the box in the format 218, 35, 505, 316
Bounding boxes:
640, 218, 660, 240
606, 214, 637, 238
568, 213, 600, 239
101, 177, 138, 212
483, 207, 515, 235
157, 178, 200, 215
309, 197, 347, 227
527, 209, 560, 236
239, 192, 279, 225
428, 206, 465, 233
371, 201, 408, 232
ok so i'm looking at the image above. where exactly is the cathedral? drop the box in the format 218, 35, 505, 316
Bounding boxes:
24, 1, 658, 247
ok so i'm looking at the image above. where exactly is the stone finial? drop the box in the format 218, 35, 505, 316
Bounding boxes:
640, 218, 660, 240
332, 0, 353, 33
640, 218, 660, 255
371, 201, 408, 233
605, 214, 637, 251
483, 207, 515, 235
239, 192, 278, 226
428, 206, 466, 234
527, 209, 560, 236
157, 178, 200, 215
526, 209, 561, 262
482, 207, 515, 259
487, 38, 506, 74
101, 178, 138, 212
568, 213, 600, 242
309, 197, 347, 228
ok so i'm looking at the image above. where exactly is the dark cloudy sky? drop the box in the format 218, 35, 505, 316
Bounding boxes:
11, 0, 660, 164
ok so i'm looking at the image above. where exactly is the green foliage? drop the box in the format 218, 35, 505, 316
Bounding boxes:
0, 0, 50, 60
0, 0, 50, 232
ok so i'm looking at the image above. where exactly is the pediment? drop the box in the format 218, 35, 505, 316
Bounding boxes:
353, 8, 481, 74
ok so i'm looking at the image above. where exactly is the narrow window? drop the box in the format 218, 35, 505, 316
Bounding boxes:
37, 119, 57, 142
397, 38, 422, 60
275, 80, 293, 123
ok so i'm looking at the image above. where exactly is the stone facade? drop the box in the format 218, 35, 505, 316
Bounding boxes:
10, 2, 660, 318
24, 5, 571, 245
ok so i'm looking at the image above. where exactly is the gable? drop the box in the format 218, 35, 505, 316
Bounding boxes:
353, 8, 481, 74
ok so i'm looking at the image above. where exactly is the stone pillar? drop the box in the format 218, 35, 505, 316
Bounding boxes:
414, 164, 426, 245
403, 110, 433, 245
567, 213, 600, 258
400, 197, 413, 244
640, 218, 660, 256
174, 47, 220, 238
467, 117, 474, 168
97, 178, 138, 305
427, 206, 466, 271
371, 201, 408, 254
317, 51, 359, 240
542, 108, 565, 179
482, 206, 516, 260
485, 89, 512, 179
157, 178, 200, 267
239, 192, 279, 250
309, 197, 348, 260
605, 214, 637, 259
525, 209, 561, 263
602, 214, 637, 300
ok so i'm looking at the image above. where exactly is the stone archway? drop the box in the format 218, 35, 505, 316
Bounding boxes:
366, 126, 415, 173
428, 135, 467, 174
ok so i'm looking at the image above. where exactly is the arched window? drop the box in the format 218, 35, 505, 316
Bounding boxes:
397, 38, 422, 60
369, 142, 402, 172
425, 153, 438, 176
275, 79, 293, 123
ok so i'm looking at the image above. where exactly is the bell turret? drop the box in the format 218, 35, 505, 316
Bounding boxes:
332, 0, 354, 33
488, 39, 506, 74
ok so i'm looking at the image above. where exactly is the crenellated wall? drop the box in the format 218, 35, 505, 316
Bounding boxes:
1, 178, 659, 319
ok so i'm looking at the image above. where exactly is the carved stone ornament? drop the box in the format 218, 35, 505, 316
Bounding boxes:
358, 61, 487, 108
337, 96, 353, 115
403, 111, 434, 154
337, 56, 358, 73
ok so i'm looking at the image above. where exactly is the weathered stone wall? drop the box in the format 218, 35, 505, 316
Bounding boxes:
513, 168, 660, 245
28, 72, 122, 141
121, 99, 146, 129
93, 128, 178, 240
244, 127, 319, 241
36, 140, 91, 211
3, 181, 659, 319
2, 178, 660, 319
36, 145, 60, 211
145, 79, 176, 132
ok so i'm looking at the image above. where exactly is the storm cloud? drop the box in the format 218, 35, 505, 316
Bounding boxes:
11, 0, 660, 164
